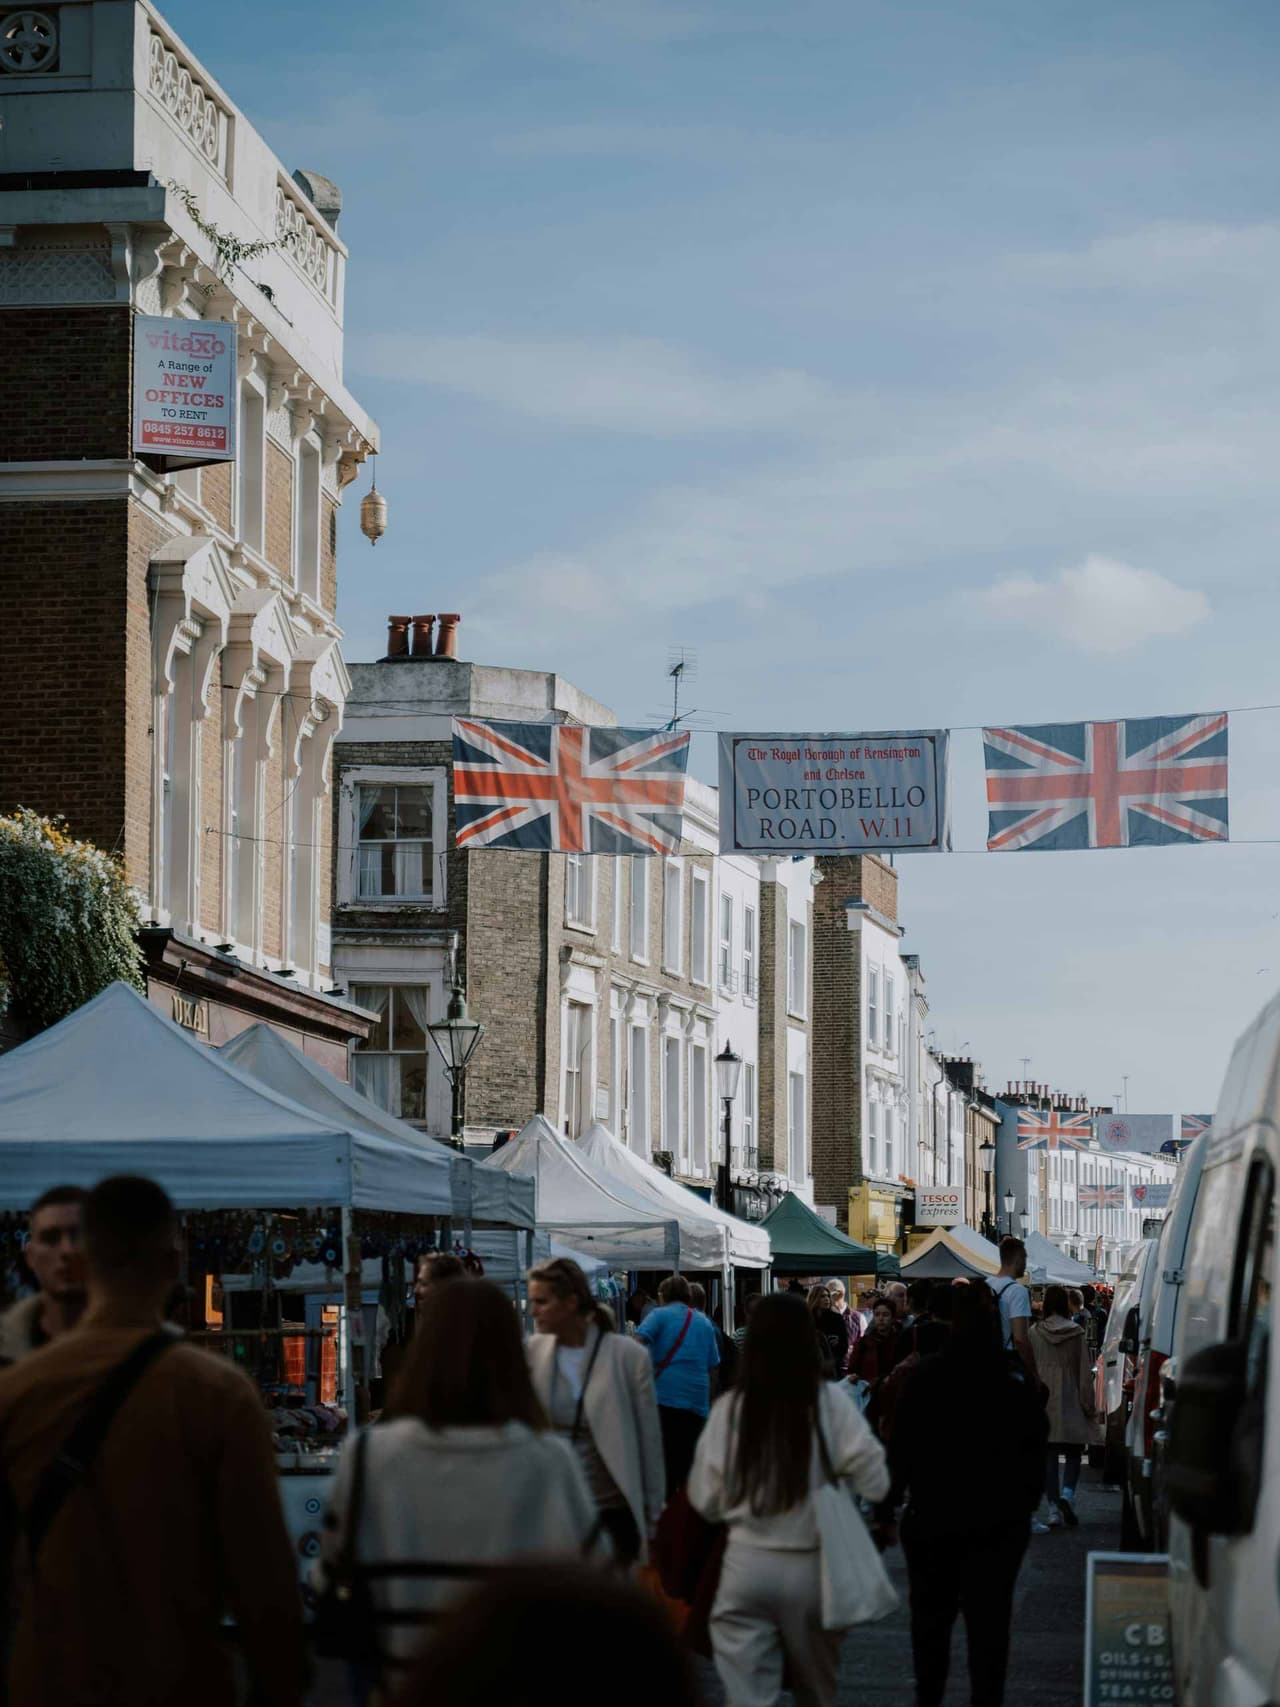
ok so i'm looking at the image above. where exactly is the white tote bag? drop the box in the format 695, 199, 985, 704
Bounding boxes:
812, 1415, 899, 1631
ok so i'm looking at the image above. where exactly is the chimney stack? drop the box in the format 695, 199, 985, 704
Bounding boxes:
411, 615, 436, 657
435, 613, 460, 659
385, 615, 410, 659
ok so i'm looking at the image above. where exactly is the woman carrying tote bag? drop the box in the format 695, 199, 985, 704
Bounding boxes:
687, 1292, 894, 1707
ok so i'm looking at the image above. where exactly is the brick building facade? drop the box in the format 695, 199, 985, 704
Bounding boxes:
0, 0, 376, 1064
331, 639, 815, 1209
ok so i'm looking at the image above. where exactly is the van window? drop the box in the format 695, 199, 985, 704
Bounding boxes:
1230, 1158, 1274, 1391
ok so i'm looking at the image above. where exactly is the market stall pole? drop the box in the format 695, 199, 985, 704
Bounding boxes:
341, 1209, 368, 1424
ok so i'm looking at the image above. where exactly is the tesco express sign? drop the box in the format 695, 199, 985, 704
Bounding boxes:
916, 1189, 963, 1227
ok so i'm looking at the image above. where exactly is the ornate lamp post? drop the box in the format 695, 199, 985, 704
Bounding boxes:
1003, 1186, 1016, 1237
427, 983, 484, 1152
715, 1042, 742, 1212
1019, 1208, 1031, 1238
979, 1138, 996, 1241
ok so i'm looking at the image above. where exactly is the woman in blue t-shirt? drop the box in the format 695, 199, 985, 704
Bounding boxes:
635, 1273, 721, 1491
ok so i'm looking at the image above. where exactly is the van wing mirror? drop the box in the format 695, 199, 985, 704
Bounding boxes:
1164, 1341, 1249, 1535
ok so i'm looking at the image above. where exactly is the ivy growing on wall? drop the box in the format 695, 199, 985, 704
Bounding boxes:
166, 178, 287, 281
0, 810, 144, 1033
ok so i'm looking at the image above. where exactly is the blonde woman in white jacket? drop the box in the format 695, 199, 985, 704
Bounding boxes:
689, 1291, 890, 1707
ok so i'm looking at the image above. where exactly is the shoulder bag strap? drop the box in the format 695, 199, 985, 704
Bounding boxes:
652, 1309, 694, 1379
570, 1329, 607, 1444
25, 1327, 180, 1565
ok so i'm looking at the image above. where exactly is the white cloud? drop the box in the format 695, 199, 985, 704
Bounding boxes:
979, 556, 1210, 655
351, 332, 838, 437
1011, 220, 1280, 295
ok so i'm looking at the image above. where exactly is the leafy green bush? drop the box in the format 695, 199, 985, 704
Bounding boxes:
0, 809, 144, 1032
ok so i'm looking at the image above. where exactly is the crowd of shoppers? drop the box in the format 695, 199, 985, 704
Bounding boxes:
0, 1181, 1088, 1707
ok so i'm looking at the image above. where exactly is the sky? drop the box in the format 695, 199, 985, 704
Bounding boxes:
171, 0, 1280, 1110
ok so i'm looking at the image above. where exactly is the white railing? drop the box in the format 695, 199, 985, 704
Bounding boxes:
148, 26, 227, 177
274, 179, 337, 300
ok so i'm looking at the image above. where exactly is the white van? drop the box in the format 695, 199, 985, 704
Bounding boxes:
1164, 992, 1278, 1707
1122, 1135, 1209, 1549
1094, 1241, 1154, 1484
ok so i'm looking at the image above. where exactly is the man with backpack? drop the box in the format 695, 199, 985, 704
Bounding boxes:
0, 1175, 306, 1707
985, 1237, 1040, 1389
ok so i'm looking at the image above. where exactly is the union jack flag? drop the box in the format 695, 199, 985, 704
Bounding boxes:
983, 713, 1229, 852
1180, 1113, 1212, 1143
1079, 1183, 1124, 1209
452, 719, 691, 854
1016, 1108, 1094, 1152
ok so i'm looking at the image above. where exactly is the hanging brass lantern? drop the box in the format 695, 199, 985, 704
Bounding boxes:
360, 452, 387, 546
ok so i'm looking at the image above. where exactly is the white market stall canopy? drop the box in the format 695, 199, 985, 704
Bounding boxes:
480, 1115, 681, 1267
901, 1223, 1001, 1279
0, 982, 453, 1215
576, 1121, 771, 1269
218, 1024, 534, 1233
1024, 1230, 1097, 1286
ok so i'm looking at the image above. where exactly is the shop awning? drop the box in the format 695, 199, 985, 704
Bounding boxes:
480, 1115, 681, 1267
900, 1224, 1001, 1279
1024, 1230, 1097, 1285
575, 1122, 770, 1269
219, 1024, 534, 1232
758, 1191, 879, 1277
0, 982, 453, 1215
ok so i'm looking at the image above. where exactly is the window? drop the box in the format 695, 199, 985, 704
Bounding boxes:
789, 1071, 806, 1181
629, 858, 648, 961
719, 894, 734, 990
663, 861, 683, 973
356, 781, 434, 901
787, 920, 806, 1017
866, 1101, 879, 1176
612, 857, 625, 953
609, 1013, 620, 1130
562, 1003, 589, 1137
565, 852, 593, 929
741, 1062, 756, 1166
743, 905, 757, 999
236, 381, 265, 555
690, 1043, 708, 1174
350, 985, 430, 1120
884, 1103, 895, 1178
296, 435, 322, 600
628, 1024, 649, 1152
690, 869, 709, 984
663, 1035, 681, 1156
883, 974, 895, 1053
867, 967, 880, 1049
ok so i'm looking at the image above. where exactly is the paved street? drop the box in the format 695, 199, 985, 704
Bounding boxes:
310, 1469, 1115, 1706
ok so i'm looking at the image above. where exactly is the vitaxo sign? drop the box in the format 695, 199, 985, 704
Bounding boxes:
132, 315, 237, 465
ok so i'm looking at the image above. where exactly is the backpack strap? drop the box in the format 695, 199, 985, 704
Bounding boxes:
24, 1327, 180, 1565
652, 1309, 694, 1378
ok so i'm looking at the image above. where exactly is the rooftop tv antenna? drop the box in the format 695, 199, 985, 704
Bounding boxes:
666, 647, 700, 731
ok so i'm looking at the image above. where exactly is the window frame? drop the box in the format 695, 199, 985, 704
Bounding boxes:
629, 856, 649, 963
662, 859, 684, 975
743, 904, 757, 1001
338, 766, 447, 910
564, 851, 596, 932
788, 1070, 806, 1181
883, 972, 895, 1054
867, 966, 880, 1050
718, 892, 734, 992
628, 1021, 649, 1152
741, 1060, 757, 1165
690, 868, 710, 987
349, 982, 432, 1123
787, 919, 807, 1019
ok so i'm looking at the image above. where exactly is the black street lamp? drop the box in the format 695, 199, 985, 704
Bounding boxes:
979, 1138, 996, 1241
1003, 1187, 1016, 1236
1019, 1208, 1031, 1238
715, 1042, 742, 1212
427, 982, 485, 1152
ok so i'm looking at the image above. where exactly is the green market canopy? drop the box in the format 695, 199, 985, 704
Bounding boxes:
760, 1191, 880, 1278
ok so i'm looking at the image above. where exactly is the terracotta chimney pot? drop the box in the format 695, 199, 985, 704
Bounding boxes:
411, 615, 436, 657
386, 615, 411, 658
435, 613, 461, 659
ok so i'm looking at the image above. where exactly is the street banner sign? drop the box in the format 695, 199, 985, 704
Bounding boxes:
452, 719, 690, 853
132, 315, 236, 464
915, 1189, 963, 1226
1096, 1114, 1175, 1155
1084, 1553, 1173, 1707
1131, 1182, 1173, 1210
718, 731, 951, 855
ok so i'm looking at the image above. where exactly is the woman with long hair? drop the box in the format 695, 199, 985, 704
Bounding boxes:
526, 1257, 665, 1567
887, 1279, 1048, 1707
1029, 1283, 1096, 1528
687, 1291, 889, 1707
806, 1283, 851, 1380
319, 1280, 598, 1690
